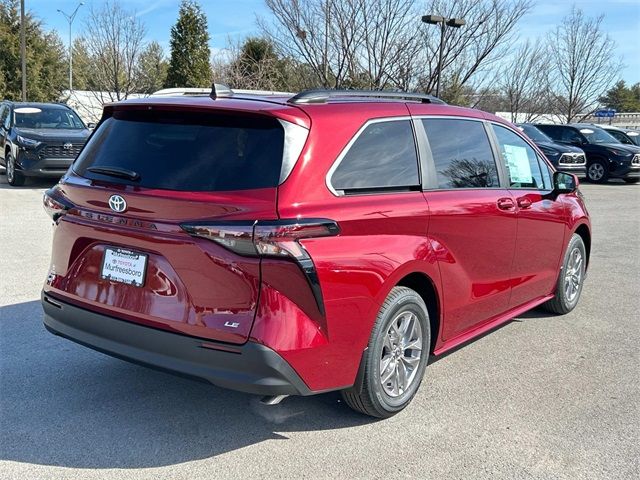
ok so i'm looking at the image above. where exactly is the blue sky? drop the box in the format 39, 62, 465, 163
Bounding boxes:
30, 0, 640, 84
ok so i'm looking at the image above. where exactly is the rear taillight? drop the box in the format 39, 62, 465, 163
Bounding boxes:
181, 219, 339, 259
181, 222, 257, 255
181, 219, 340, 315
254, 220, 340, 260
43, 187, 73, 222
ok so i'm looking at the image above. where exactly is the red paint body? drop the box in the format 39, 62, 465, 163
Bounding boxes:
43, 96, 591, 394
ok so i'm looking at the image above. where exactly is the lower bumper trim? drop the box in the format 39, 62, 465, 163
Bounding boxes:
41, 291, 313, 396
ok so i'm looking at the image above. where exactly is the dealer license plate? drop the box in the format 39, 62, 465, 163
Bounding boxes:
100, 247, 148, 287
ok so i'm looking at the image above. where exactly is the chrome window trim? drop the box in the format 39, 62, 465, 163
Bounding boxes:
325, 116, 416, 197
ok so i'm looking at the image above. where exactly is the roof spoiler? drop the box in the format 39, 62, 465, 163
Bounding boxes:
287, 89, 446, 105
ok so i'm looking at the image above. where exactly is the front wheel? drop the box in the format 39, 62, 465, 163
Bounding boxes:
6, 152, 25, 186
586, 159, 609, 183
542, 234, 586, 314
341, 286, 430, 418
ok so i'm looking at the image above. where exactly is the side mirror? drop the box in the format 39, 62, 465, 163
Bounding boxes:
87, 122, 96, 129
553, 171, 578, 194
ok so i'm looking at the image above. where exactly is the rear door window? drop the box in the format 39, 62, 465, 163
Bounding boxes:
330, 119, 420, 193
73, 110, 285, 192
421, 118, 499, 189
493, 124, 551, 190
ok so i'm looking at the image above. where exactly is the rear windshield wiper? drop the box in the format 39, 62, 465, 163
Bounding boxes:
87, 166, 140, 181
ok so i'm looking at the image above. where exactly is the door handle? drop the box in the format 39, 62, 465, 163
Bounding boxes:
517, 197, 532, 209
497, 197, 515, 211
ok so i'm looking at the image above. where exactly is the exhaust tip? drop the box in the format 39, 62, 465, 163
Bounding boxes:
260, 394, 289, 406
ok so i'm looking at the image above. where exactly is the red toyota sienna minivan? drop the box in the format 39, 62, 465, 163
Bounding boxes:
42, 88, 591, 418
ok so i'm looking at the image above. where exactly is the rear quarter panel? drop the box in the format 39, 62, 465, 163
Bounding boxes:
259, 103, 443, 391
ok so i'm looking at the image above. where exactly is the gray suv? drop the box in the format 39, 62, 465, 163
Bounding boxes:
0, 102, 90, 186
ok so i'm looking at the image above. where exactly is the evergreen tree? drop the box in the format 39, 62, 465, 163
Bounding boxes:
69, 37, 92, 91
599, 80, 640, 112
165, 0, 211, 88
0, 0, 66, 101
136, 41, 168, 94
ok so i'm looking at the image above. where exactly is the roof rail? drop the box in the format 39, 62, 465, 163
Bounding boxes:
210, 83, 234, 100
287, 89, 446, 105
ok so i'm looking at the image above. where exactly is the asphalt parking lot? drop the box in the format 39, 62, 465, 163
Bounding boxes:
0, 174, 638, 480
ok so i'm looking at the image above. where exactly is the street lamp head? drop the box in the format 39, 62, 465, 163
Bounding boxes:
422, 15, 444, 25
446, 18, 466, 28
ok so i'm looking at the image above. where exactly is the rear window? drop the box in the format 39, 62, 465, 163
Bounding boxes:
330, 119, 419, 192
73, 110, 285, 191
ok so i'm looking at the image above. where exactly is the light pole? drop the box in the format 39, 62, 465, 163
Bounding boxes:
20, 0, 25, 100
421, 15, 465, 98
57, 2, 84, 93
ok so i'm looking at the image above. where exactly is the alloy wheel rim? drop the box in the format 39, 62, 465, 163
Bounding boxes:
379, 310, 423, 398
588, 163, 604, 180
564, 247, 584, 303
7, 156, 14, 183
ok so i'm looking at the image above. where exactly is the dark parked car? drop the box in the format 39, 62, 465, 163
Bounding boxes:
517, 123, 586, 177
42, 88, 591, 418
600, 125, 640, 147
535, 123, 640, 183
0, 101, 91, 186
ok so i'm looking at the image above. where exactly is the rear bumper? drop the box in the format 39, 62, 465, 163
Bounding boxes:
41, 291, 313, 396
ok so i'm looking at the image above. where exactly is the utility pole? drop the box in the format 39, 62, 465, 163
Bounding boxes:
57, 2, 84, 93
20, 0, 26, 100
421, 15, 466, 98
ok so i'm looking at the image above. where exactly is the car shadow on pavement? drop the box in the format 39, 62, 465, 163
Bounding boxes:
0, 300, 372, 469
0, 171, 58, 190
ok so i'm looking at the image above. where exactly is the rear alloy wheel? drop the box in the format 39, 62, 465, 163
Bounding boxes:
6, 152, 25, 187
341, 286, 430, 418
542, 234, 586, 314
586, 159, 608, 183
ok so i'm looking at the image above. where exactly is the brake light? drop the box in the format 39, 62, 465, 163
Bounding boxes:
181, 219, 340, 315
254, 220, 340, 260
181, 222, 257, 255
43, 188, 73, 222
181, 219, 339, 259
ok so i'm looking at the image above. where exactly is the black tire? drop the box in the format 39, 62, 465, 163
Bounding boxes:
341, 286, 430, 418
6, 152, 25, 186
623, 178, 639, 184
542, 234, 586, 314
586, 159, 609, 183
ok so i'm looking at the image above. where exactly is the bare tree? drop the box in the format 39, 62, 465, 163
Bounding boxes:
81, 0, 146, 103
498, 40, 551, 122
259, 0, 420, 89
416, 0, 534, 99
260, 0, 533, 97
548, 7, 621, 122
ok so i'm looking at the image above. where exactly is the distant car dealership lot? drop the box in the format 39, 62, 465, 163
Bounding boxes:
0, 176, 638, 480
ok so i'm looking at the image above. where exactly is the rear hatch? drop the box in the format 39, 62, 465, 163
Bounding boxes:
44, 103, 307, 344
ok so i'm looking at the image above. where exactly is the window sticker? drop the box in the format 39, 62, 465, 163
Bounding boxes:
579, 128, 594, 134
503, 144, 532, 184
